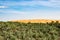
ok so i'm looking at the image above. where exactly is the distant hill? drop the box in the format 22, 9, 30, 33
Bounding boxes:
11, 19, 60, 23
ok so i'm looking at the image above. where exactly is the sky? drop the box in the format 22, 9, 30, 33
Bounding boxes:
0, 0, 60, 21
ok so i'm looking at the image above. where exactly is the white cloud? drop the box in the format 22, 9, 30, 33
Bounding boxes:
0, 10, 29, 14
50, 0, 60, 2
0, 6, 7, 8
32, 0, 46, 1
0, 0, 60, 8
0, 9, 60, 20
1, 0, 60, 8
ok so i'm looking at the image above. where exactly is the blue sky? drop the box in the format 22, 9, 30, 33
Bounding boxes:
0, 0, 60, 21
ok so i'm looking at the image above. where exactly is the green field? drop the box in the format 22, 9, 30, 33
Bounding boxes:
0, 21, 60, 40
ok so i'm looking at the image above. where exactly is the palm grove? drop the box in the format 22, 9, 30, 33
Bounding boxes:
0, 21, 60, 40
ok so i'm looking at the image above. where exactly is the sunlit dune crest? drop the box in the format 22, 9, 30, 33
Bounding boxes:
12, 19, 60, 23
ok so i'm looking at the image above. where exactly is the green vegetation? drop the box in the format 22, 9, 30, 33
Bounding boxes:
0, 21, 60, 40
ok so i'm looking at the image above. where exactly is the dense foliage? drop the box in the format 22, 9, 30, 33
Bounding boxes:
0, 21, 60, 40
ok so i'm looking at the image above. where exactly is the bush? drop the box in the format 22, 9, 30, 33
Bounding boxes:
0, 21, 59, 40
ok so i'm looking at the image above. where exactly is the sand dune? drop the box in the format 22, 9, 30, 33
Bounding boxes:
12, 19, 60, 23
